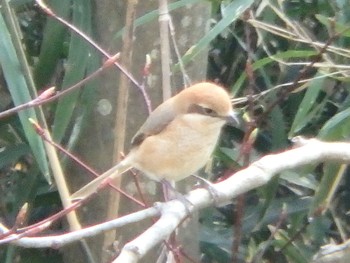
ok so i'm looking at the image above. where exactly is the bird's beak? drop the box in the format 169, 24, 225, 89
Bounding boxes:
225, 110, 240, 126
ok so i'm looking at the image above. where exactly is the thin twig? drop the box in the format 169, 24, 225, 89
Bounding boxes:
168, 17, 191, 87
232, 9, 257, 263
35, 0, 152, 109
0, 55, 119, 119
30, 120, 144, 206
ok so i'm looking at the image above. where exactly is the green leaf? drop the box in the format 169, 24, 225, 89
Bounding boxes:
112, 0, 202, 41
309, 163, 345, 217
272, 228, 309, 263
33, 0, 71, 88
52, 0, 93, 142
0, 13, 50, 182
280, 171, 317, 190
232, 50, 317, 96
315, 14, 350, 37
0, 144, 30, 169
179, 0, 254, 67
289, 72, 325, 137
63, 49, 100, 153
318, 107, 350, 140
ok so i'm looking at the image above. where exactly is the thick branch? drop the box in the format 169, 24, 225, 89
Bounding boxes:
0, 207, 158, 248
2, 139, 350, 262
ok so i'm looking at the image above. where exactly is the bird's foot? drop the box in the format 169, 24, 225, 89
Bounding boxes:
191, 175, 222, 206
160, 179, 194, 215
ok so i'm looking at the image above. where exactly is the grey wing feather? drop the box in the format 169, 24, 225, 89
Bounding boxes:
131, 100, 177, 147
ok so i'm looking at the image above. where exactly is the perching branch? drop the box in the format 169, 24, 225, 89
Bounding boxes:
2, 138, 350, 262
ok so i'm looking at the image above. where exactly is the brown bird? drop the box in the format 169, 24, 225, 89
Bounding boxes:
71, 82, 238, 200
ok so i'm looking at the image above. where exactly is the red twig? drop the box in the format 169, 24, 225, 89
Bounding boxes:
35, 0, 152, 112
30, 120, 146, 207
0, 55, 118, 119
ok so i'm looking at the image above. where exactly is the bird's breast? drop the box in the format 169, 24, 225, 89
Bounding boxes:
130, 114, 225, 182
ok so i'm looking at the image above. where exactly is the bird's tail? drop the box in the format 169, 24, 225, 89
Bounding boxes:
70, 159, 132, 201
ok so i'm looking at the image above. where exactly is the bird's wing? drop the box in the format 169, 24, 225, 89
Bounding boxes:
131, 99, 177, 147
71, 99, 179, 200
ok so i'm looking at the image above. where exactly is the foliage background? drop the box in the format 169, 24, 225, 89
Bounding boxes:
1, 0, 350, 262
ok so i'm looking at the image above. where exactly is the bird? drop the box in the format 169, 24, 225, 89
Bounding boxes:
71, 82, 238, 200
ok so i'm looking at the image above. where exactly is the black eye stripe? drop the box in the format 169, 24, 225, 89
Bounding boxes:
188, 104, 218, 117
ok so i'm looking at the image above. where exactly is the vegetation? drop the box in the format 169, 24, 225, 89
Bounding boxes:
1, 0, 350, 262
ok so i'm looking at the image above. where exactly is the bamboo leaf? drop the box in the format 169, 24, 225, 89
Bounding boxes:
318, 107, 350, 140
112, 0, 202, 40
0, 14, 50, 181
309, 163, 346, 217
33, 0, 71, 88
179, 0, 254, 67
0, 144, 30, 169
232, 50, 317, 95
289, 72, 325, 137
52, 0, 93, 142
315, 14, 350, 37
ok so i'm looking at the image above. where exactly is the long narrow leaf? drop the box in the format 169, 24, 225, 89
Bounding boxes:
318, 106, 350, 140
232, 50, 317, 95
179, 0, 254, 67
0, 14, 50, 181
289, 72, 325, 137
112, 0, 202, 41
33, 0, 70, 88
52, 0, 93, 142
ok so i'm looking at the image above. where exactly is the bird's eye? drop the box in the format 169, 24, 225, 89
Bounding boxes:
188, 104, 217, 116
203, 107, 215, 115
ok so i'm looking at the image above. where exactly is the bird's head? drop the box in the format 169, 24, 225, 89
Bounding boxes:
174, 82, 239, 125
